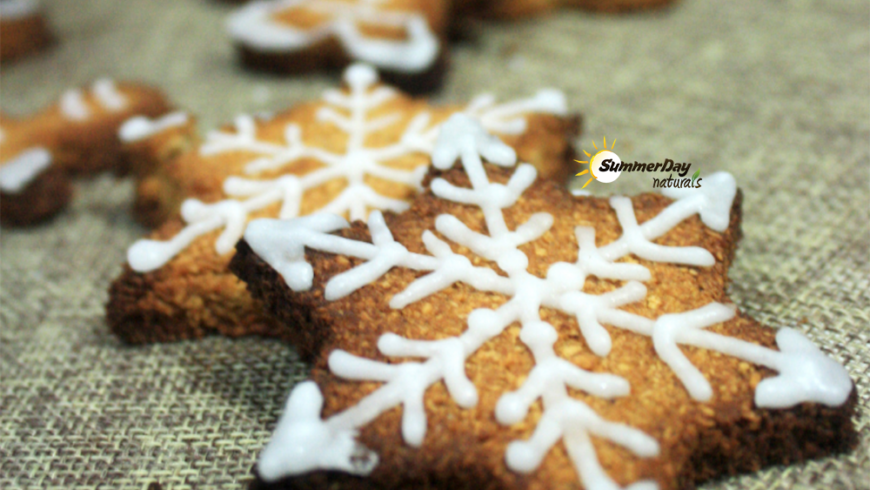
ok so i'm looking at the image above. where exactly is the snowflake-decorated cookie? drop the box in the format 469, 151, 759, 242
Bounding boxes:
0, 79, 171, 226
0, 0, 52, 62
227, 0, 451, 94
107, 64, 579, 344
231, 115, 856, 490
224, 0, 677, 92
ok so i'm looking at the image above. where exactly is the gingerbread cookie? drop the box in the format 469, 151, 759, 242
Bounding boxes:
0, 0, 52, 63
0, 79, 171, 226
230, 115, 856, 490
226, 0, 451, 94
107, 63, 579, 344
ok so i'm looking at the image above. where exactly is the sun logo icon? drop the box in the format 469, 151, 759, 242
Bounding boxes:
576, 136, 621, 189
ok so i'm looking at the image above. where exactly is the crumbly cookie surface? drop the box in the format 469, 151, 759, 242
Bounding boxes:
230, 117, 855, 490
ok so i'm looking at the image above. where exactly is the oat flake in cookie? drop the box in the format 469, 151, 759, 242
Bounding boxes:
232, 116, 856, 490
107, 63, 580, 345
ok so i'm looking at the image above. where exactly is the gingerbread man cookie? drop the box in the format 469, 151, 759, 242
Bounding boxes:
107, 64, 580, 344
231, 115, 856, 490
0, 79, 171, 226
0, 0, 52, 63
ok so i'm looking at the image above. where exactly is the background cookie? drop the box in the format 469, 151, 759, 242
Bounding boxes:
228, 0, 452, 94
231, 117, 856, 490
0, 79, 172, 226
107, 64, 579, 344
0, 0, 53, 62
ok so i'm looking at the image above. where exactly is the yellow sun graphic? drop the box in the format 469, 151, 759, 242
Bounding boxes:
575, 136, 620, 189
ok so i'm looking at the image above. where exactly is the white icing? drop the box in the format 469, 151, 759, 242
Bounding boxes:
92, 78, 128, 111
660, 171, 737, 232
59, 79, 129, 121
251, 116, 851, 488
119, 111, 189, 143
60, 89, 90, 121
0, 0, 40, 19
0, 147, 52, 194
258, 381, 378, 480
127, 63, 567, 272
653, 306, 852, 406
227, 0, 439, 73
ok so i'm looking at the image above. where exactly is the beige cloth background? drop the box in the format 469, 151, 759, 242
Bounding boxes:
1, 0, 868, 489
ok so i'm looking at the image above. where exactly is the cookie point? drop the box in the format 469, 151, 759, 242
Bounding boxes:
754, 328, 853, 408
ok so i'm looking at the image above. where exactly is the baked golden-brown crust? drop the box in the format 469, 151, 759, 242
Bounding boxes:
107, 76, 580, 345
0, 81, 171, 226
230, 164, 857, 490
0, 5, 53, 62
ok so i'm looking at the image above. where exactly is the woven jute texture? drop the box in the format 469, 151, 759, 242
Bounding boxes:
1, 0, 867, 489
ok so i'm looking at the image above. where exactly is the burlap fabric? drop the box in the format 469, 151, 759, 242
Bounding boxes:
1, 0, 867, 488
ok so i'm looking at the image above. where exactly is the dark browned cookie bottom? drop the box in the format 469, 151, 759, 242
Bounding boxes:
107, 263, 288, 344
0, 165, 72, 227
236, 46, 449, 96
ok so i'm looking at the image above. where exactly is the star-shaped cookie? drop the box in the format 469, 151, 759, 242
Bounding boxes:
230, 115, 856, 490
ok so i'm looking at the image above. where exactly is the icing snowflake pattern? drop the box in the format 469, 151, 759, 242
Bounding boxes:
245, 115, 852, 489
127, 63, 566, 273
227, 0, 439, 73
